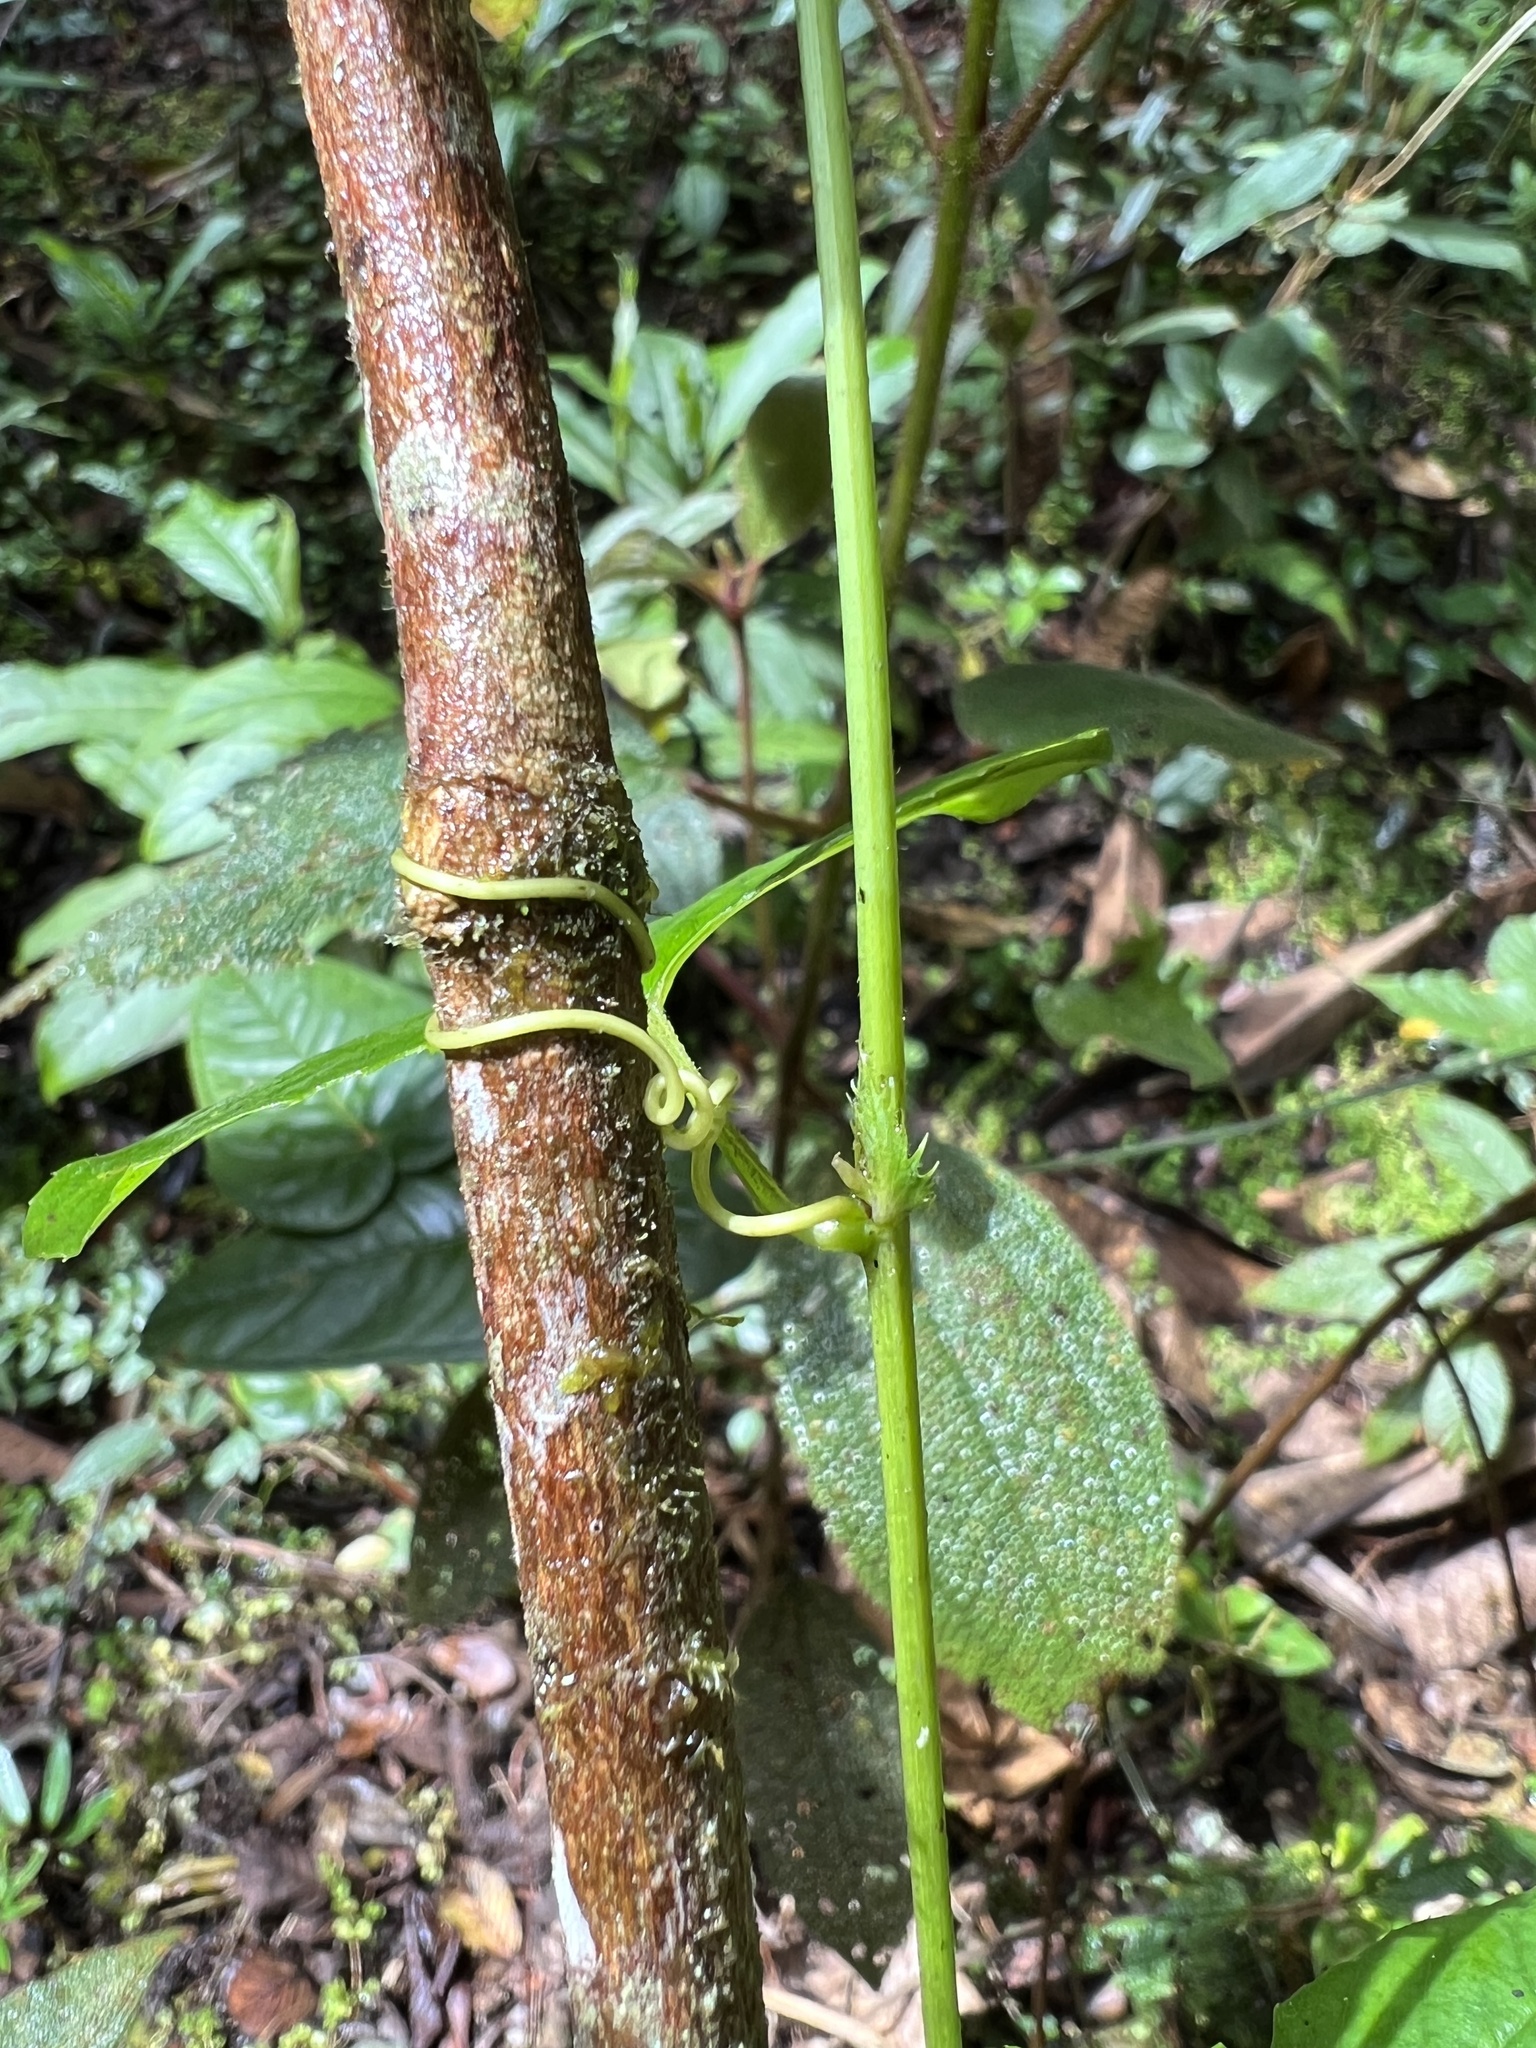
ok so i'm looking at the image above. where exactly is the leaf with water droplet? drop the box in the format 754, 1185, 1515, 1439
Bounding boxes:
768, 1145, 1179, 1726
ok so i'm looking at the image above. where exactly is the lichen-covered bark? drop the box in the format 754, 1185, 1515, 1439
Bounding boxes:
284, 4, 765, 2041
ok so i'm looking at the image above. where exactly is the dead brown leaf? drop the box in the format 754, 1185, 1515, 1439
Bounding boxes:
0, 1418, 70, 1486
1388, 1522, 1536, 1671
223, 1952, 317, 2040
1081, 815, 1166, 972
1218, 896, 1460, 1088
439, 1855, 523, 1959
1381, 447, 1468, 500
1166, 895, 1295, 970
1072, 566, 1177, 669
427, 1630, 521, 1702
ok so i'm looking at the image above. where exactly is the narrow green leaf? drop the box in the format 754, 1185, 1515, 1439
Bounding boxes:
768, 1146, 1179, 1726
955, 662, 1331, 766
53, 1415, 171, 1501
0, 1746, 29, 1831
24, 1014, 430, 1259
1238, 540, 1355, 642
645, 732, 1109, 1000
147, 484, 304, 643
736, 1577, 911, 1965
1115, 305, 1242, 345
1391, 218, 1529, 279
1183, 129, 1355, 264
1273, 1890, 1536, 2047
0, 1932, 181, 2048
38, 1732, 70, 1836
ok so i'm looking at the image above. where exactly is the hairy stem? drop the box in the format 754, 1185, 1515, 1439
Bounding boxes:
864, 0, 946, 157
879, 0, 999, 592
286, 4, 764, 2042
797, 2, 961, 2043
981, 0, 1137, 174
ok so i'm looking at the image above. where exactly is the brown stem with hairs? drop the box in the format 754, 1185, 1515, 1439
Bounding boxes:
286, 3, 764, 2042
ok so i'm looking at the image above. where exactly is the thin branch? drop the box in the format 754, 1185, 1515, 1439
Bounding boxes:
1186, 1186, 1536, 1548
864, 0, 945, 158
1269, 2, 1536, 309
982, 0, 1137, 177
1417, 1304, 1536, 1721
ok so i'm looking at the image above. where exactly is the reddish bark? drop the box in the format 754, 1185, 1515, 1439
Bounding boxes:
285, 4, 765, 2041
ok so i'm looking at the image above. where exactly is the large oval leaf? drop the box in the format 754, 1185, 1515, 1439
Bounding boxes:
1182, 129, 1355, 265
189, 962, 450, 1232
768, 1147, 1178, 1726
956, 663, 1331, 766
1273, 1890, 1536, 2047
144, 1173, 481, 1371
0, 1932, 181, 2048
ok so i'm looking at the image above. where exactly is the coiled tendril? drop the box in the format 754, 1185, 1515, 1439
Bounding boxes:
391, 851, 872, 1254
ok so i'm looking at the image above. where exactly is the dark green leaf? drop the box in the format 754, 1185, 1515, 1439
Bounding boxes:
143, 1175, 481, 1372
406, 1380, 516, 1623
24, 1012, 429, 1259
646, 732, 1109, 1000
732, 377, 833, 563
147, 485, 304, 643
1183, 129, 1354, 264
737, 1576, 910, 1968
0, 1933, 181, 2048
954, 663, 1331, 766
32, 235, 155, 350
1036, 933, 1232, 1087
188, 963, 448, 1231
769, 1146, 1178, 1726
1272, 1890, 1536, 2047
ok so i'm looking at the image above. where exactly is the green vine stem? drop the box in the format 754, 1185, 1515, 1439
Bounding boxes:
796, 1, 962, 2042
879, 0, 1000, 593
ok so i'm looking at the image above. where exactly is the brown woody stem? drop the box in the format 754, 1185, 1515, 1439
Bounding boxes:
285, 4, 764, 2043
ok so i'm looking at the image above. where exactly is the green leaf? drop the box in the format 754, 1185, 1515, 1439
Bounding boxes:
1391, 218, 1529, 279
1036, 931, 1232, 1088
671, 159, 729, 246
0, 1933, 181, 2048
732, 376, 833, 562
1175, 1572, 1333, 1677
1367, 917, 1536, 1057
0, 1747, 29, 1832
645, 733, 1109, 1001
1236, 540, 1355, 641
53, 1415, 171, 1501
24, 1013, 429, 1259
0, 657, 190, 761
736, 1576, 911, 1965
955, 663, 1332, 766
406, 1380, 517, 1622
33, 234, 155, 350
1423, 1339, 1512, 1464
1253, 1235, 1497, 1323
1412, 1093, 1535, 1212
144, 1175, 481, 1372
1115, 305, 1242, 345
188, 964, 448, 1231
47, 726, 406, 999
768, 1146, 1179, 1726
1217, 318, 1302, 427
35, 979, 194, 1103
1182, 129, 1355, 264
14, 865, 161, 972
707, 267, 873, 466
1116, 424, 1212, 474
1272, 1889, 1536, 2047
147, 485, 305, 643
